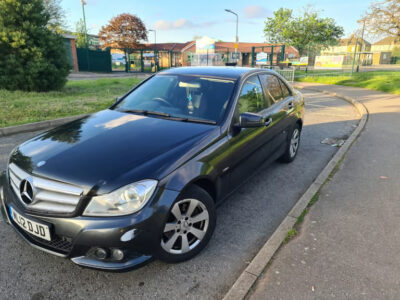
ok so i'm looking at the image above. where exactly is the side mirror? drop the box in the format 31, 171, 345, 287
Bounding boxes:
115, 96, 122, 103
238, 112, 264, 128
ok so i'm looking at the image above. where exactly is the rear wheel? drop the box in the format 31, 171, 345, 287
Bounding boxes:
157, 185, 216, 263
280, 123, 301, 163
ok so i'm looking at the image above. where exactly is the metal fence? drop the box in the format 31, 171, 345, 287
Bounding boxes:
77, 48, 112, 72
259, 66, 296, 83
274, 67, 295, 83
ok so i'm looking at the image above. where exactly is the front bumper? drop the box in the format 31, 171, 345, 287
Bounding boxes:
0, 171, 179, 271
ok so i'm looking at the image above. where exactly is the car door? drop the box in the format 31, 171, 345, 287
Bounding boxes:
258, 73, 291, 154
226, 75, 278, 189
277, 77, 297, 130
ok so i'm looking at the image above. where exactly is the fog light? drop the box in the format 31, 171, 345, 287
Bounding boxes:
94, 247, 108, 260
111, 249, 124, 261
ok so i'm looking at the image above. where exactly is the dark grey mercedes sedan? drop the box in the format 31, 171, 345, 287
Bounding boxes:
0, 67, 304, 270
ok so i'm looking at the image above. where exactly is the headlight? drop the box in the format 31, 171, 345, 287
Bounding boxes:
83, 180, 158, 216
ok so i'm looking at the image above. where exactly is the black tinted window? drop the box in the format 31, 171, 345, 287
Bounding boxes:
115, 75, 235, 123
259, 74, 283, 103
237, 76, 265, 114
279, 79, 291, 98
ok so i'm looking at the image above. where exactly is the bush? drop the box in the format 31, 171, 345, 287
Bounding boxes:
0, 0, 70, 91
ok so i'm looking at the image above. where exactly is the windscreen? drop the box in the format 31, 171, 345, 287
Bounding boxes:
114, 74, 236, 123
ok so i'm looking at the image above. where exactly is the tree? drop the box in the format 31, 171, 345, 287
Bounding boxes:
43, 0, 66, 33
0, 0, 70, 91
99, 13, 147, 49
75, 19, 87, 48
360, 0, 400, 38
264, 7, 344, 55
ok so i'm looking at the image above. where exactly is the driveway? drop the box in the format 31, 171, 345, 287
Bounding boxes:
0, 90, 358, 299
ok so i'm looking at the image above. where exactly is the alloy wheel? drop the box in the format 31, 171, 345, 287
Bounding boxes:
289, 128, 300, 157
161, 199, 209, 254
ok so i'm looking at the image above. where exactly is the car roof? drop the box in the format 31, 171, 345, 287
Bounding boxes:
159, 66, 265, 80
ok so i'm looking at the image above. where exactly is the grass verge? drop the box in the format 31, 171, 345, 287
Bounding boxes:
296, 71, 400, 95
0, 77, 143, 128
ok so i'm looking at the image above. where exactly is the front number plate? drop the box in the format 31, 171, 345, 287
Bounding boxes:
9, 206, 51, 241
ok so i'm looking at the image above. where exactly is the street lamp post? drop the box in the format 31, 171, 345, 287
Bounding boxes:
356, 19, 366, 73
148, 29, 157, 71
225, 9, 239, 63
80, 0, 90, 71
148, 29, 156, 45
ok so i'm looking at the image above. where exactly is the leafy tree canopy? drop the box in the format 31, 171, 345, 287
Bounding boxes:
0, 0, 70, 91
360, 0, 400, 38
43, 0, 66, 33
99, 13, 147, 50
264, 7, 344, 55
75, 19, 87, 48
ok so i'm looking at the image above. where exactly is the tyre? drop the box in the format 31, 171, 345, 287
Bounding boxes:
157, 185, 216, 263
279, 123, 301, 163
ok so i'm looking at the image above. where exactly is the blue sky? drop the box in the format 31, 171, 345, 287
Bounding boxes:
61, 0, 373, 43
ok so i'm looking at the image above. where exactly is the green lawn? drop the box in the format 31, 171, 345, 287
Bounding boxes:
296, 71, 400, 95
0, 77, 143, 128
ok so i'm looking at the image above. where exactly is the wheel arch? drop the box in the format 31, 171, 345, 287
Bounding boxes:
189, 177, 217, 203
296, 118, 303, 130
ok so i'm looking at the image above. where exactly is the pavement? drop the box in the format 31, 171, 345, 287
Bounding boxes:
0, 90, 359, 299
249, 83, 400, 299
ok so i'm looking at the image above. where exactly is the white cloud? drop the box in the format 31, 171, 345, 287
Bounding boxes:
154, 18, 195, 30
243, 5, 271, 19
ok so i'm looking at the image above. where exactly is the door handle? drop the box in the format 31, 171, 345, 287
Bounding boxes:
265, 118, 272, 127
287, 101, 294, 109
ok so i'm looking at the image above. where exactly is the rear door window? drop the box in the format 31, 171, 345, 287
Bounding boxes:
279, 79, 291, 98
259, 74, 284, 103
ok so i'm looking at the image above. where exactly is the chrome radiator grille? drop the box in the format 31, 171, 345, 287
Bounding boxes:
8, 163, 83, 214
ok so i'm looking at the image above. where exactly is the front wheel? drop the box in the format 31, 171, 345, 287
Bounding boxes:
279, 123, 301, 163
156, 185, 216, 263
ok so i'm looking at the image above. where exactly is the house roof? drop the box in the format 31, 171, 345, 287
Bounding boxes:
338, 37, 371, 46
373, 36, 400, 45
143, 42, 191, 52
61, 33, 77, 40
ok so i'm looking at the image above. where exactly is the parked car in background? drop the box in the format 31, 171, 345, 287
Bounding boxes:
0, 67, 304, 270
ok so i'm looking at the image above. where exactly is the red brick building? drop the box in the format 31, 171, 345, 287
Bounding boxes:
143, 41, 299, 67
62, 34, 79, 72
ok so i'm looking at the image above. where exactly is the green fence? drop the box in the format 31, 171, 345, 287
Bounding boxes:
63, 39, 74, 69
77, 48, 112, 72
251, 45, 286, 67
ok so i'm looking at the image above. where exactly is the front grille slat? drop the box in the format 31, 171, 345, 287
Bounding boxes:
8, 163, 83, 214
10, 179, 19, 197
9, 170, 19, 186
8, 164, 25, 181
34, 190, 80, 205
33, 177, 82, 196
30, 201, 76, 214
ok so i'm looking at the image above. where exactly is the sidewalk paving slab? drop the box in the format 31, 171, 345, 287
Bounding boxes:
249, 83, 400, 299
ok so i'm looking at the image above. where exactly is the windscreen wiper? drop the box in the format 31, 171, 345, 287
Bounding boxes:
171, 117, 217, 125
185, 118, 216, 125
120, 109, 170, 117
120, 109, 216, 125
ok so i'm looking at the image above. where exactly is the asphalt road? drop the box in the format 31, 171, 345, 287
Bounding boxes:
0, 90, 359, 300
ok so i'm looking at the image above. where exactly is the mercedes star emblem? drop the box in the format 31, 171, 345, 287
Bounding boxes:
19, 178, 35, 204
